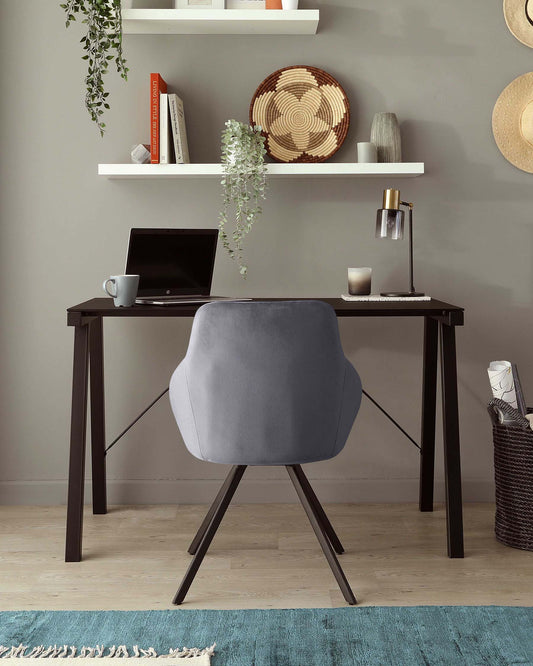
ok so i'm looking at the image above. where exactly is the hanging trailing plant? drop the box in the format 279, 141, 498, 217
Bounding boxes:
219, 120, 267, 278
61, 0, 129, 136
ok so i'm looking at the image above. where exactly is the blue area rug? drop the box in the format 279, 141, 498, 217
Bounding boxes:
1, 608, 533, 665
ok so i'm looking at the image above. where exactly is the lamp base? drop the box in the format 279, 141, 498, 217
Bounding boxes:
380, 291, 425, 297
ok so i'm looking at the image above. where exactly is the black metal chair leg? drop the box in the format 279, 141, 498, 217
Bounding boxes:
286, 465, 357, 605
292, 464, 344, 554
188, 467, 238, 555
173, 465, 247, 605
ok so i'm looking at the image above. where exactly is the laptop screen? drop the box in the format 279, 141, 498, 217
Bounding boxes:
125, 228, 218, 297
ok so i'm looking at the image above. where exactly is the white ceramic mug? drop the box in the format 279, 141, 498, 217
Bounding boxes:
348, 267, 372, 296
103, 274, 139, 307
282, 0, 299, 8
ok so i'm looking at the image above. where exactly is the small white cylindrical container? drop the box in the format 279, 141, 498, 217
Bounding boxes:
282, 0, 299, 8
357, 142, 377, 163
348, 267, 372, 296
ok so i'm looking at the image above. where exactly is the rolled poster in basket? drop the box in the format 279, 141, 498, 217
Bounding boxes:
488, 360, 518, 409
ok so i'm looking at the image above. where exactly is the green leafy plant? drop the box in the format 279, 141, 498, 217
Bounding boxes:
61, 0, 128, 136
219, 120, 267, 278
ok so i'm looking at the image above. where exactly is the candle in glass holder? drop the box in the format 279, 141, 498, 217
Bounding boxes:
348, 267, 372, 295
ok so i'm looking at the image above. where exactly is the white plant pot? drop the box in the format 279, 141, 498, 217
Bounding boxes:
282, 0, 298, 8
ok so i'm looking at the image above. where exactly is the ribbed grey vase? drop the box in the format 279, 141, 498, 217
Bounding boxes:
370, 112, 402, 163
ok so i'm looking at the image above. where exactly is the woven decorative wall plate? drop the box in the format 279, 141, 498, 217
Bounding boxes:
249, 65, 350, 163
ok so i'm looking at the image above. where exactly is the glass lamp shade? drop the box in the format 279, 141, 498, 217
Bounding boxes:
375, 208, 404, 240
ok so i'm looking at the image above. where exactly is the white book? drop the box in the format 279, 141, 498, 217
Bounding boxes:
168, 93, 190, 164
159, 93, 171, 165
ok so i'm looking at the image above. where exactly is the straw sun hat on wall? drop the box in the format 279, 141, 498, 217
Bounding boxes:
503, 0, 533, 47
493, 3, 533, 172
492, 72, 533, 173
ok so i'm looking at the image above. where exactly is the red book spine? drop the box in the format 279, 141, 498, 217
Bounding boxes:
150, 73, 167, 164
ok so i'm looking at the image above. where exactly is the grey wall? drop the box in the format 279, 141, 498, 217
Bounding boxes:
1, 0, 530, 505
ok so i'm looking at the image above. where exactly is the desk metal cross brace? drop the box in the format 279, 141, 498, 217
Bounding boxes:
105, 388, 169, 455
105, 386, 420, 459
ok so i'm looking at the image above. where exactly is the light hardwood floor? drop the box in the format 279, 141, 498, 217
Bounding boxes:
1, 503, 532, 609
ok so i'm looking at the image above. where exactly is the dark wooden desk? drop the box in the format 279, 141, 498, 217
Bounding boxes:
65, 297, 465, 561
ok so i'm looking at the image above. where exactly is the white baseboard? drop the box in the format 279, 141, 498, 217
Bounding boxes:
0, 478, 495, 505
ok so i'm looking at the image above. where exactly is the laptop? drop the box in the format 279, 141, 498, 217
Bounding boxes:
126, 228, 244, 305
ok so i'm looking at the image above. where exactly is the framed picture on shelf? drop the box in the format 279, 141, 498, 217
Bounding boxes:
175, 0, 224, 8
226, 0, 266, 8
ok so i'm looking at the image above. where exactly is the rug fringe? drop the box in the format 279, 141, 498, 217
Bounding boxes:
0, 645, 215, 660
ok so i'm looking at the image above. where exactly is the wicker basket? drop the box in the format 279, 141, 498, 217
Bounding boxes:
488, 398, 533, 551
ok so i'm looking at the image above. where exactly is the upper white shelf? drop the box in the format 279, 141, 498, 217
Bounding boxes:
98, 163, 425, 179
121, 8, 319, 35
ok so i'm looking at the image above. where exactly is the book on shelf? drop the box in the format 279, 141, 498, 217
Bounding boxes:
159, 92, 171, 165
150, 73, 167, 164
168, 93, 190, 164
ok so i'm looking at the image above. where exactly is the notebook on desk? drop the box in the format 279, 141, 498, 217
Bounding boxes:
341, 294, 431, 302
126, 228, 248, 305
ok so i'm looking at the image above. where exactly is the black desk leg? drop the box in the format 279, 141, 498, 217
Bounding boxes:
65, 324, 90, 562
419, 317, 438, 512
440, 322, 464, 558
90, 317, 107, 515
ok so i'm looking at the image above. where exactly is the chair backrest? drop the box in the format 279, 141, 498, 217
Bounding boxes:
169, 300, 362, 465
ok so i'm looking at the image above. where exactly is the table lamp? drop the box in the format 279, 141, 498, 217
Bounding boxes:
375, 188, 424, 297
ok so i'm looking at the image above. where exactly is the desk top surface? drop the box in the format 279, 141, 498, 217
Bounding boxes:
67, 297, 464, 326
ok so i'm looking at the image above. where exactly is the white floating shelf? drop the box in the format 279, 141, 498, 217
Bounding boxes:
98, 163, 425, 179
122, 9, 319, 35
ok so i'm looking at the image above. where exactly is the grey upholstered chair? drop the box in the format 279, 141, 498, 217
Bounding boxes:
169, 300, 362, 605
